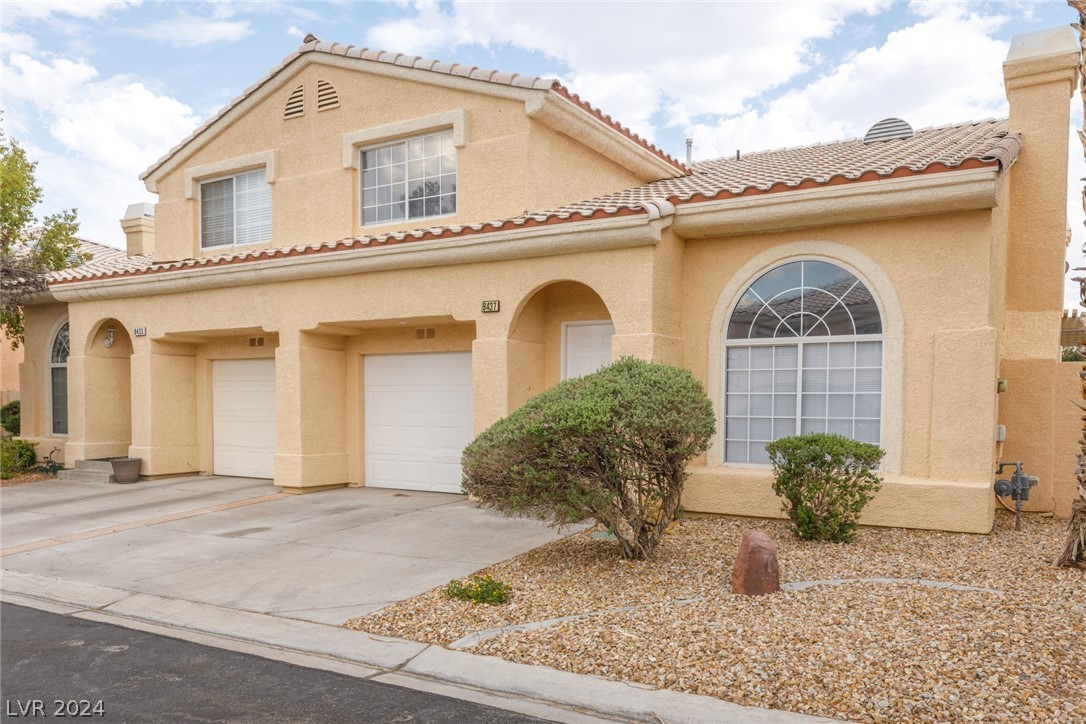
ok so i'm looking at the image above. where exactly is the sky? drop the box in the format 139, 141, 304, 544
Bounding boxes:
1, 0, 1082, 307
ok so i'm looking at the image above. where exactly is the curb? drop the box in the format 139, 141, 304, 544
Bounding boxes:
1, 570, 828, 723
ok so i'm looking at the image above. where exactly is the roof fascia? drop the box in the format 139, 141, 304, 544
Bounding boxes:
525, 93, 684, 182
50, 213, 668, 302
671, 167, 1003, 239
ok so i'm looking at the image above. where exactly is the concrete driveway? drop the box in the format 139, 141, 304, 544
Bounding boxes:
0, 476, 572, 624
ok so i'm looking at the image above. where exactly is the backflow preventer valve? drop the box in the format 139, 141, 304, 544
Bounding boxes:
994, 461, 1039, 531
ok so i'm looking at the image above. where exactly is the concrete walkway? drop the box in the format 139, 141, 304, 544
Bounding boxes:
1, 477, 826, 723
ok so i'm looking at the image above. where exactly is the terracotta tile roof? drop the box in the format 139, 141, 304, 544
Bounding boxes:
555, 119, 1019, 210
48, 240, 149, 282
57, 119, 1017, 286
140, 36, 685, 182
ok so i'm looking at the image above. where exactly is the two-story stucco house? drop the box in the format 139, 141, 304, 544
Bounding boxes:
15, 26, 1081, 534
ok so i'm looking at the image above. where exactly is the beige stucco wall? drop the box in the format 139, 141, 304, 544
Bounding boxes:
1051, 362, 1082, 518
677, 210, 1000, 533
150, 60, 643, 263
53, 236, 659, 489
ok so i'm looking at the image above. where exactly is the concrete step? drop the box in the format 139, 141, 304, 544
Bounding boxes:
75, 459, 116, 473
58, 468, 115, 484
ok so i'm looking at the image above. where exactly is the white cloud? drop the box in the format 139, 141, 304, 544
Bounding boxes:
287, 25, 305, 39
0, 31, 36, 54
685, 8, 1009, 159
1, 50, 199, 246
116, 13, 253, 47
363, 0, 884, 142
1, 0, 137, 22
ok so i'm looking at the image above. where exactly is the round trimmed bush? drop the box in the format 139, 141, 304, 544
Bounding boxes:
462, 357, 715, 560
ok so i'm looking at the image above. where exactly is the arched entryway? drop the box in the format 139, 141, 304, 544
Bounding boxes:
506, 280, 614, 410
81, 318, 133, 458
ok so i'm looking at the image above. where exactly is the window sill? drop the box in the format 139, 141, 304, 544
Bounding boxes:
357, 212, 458, 236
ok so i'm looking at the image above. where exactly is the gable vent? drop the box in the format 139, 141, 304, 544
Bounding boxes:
284, 85, 304, 119
248, 337, 265, 348
415, 327, 436, 340
316, 80, 339, 112
863, 117, 914, 144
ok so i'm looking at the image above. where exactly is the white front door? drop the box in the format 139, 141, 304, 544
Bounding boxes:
563, 321, 615, 380
212, 359, 277, 479
364, 352, 473, 494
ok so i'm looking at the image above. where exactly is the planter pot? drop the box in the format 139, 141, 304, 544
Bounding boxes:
110, 457, 142, 484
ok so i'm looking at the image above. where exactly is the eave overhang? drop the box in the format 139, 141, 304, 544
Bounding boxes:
671, 165, 1003, 239
49, 212, 671, 302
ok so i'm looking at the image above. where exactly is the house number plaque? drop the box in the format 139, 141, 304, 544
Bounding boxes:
482, 300, 500, 313
133, 327, 147, 337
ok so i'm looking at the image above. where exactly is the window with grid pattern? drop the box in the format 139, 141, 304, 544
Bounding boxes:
724, 260, 882, 464
200, 169, 270, 248
361, 131, 456, 226
51, 322, 69, 435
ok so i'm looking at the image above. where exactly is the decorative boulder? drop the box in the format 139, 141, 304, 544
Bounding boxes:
731, 530, 780, 596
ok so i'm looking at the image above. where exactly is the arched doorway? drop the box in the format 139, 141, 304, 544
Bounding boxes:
82, 319, 133, 458
507, 280, 614, 409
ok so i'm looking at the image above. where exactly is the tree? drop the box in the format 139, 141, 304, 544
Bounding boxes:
0, 125, 89, 348
462, 358, 716, 560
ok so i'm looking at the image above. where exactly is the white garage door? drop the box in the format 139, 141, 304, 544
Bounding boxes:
364, 352, 473, 494
213, 359, 276, 479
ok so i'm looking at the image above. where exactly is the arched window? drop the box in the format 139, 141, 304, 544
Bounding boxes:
724, 260, 882, 464
51, 322, 70, 435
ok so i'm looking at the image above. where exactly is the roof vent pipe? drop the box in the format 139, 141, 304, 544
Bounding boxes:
686, 138, 693, 165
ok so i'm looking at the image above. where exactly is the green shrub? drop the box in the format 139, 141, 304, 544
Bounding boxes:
0, 401, 19, 436
0, 437, 37, 479
462, 357, 716, 560
766, 433, 885, 543
445, 573, 511, 605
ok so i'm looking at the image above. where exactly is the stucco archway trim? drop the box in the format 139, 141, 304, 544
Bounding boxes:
706, 241, 904, 474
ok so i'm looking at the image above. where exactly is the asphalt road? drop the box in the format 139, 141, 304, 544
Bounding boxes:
0, 603, 550, 723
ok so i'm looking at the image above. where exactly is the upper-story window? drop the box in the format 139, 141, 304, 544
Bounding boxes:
201, 168, 271, 248
724, 260, 883, 464
361, 130, 456, 226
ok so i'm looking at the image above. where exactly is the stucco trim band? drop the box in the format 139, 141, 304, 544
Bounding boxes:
672, 167, 1002, 238
341, 109, 468, 169
183, 150, 278, 199
50, 214, 670, 302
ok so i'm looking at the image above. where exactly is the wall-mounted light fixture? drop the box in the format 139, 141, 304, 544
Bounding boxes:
104, 325, 116, 348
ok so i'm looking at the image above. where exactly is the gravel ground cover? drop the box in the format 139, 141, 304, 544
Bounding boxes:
346, 511, 1085, 722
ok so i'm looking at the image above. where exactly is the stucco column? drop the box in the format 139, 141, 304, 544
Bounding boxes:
274, 330, 348, 492
924, 327, 1000, 531
999, 28, 1078, 512
471, 336, 511, 434
128, 341, 200, 476
62, 353, 87, 464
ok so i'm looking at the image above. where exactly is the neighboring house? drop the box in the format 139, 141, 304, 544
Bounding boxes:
16, 27, 1081, 531
1, 338, 21, 407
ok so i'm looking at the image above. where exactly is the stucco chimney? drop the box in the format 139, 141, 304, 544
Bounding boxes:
1002, 26, 1078, 316
998, 26, 1079, 515
120, 202, 155, 257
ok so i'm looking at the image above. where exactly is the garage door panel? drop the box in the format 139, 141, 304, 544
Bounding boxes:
213, 359, 277, 479
364, 352, 472, 494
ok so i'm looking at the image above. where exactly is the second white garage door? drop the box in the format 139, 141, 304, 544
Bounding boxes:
212, 359, 277, 479
364, 352, 473, 494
